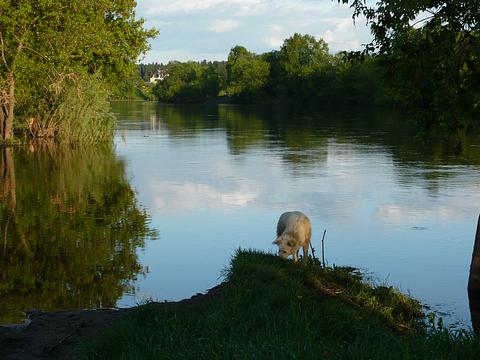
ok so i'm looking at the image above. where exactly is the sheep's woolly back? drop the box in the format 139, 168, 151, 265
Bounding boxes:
276, 211, 312, 247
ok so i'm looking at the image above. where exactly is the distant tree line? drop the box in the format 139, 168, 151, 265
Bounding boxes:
140, 33, 387, 106
141, 0, 480, 145
138, 63, 166, 82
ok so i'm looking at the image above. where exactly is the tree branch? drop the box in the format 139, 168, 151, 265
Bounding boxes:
0, 31, 10, 71
11, 33, 59, 76
410, 15, 435, 29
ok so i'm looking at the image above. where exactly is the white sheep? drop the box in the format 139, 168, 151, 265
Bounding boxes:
272, 211, 311, 262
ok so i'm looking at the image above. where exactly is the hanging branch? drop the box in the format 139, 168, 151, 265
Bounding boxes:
0, 31, 10, 71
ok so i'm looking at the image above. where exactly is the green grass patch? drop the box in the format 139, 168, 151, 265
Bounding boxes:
75, 250, 480, 359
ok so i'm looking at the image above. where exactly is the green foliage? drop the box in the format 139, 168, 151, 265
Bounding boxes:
142, 33, 387, 106
75, 251, 480, 359
23, 72, 115, 145
279, 33, 330, 78
224, 46, 270, 99
154, 61, 203, 102
334, 53, 389, 105
0, 144, 156, 323
153, 61, 225, 102
137, 63, 165, 82
0, 0, 158, 142
342, 0, 480, 141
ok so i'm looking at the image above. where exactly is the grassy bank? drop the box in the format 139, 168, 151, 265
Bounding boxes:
75, 250, 480, 359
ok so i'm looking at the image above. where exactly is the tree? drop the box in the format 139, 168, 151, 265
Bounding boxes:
277, 33, 333, 99
224, 46, 270, 99
154, 61, 204, 102
0, 0, 157, 142
137, 63, 164, 82
279, 33, 331, 78
151, 61, 227, 103
340, 0, 480, 141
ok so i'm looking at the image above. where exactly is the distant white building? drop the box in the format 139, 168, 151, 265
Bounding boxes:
149, 70, 169, 83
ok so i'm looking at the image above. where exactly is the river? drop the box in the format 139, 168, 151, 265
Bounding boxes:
1, 101, 480, 330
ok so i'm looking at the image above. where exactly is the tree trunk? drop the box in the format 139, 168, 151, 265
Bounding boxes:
0, 103, 4, 138
0, 148, 5, 198
468, 215, 480, 292
468, 215, 480, 331
4, 72, 14, 140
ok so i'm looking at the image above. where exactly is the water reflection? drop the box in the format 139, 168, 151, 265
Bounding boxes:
0, 143, 155, 323
123, 102, 480, 169
113, 102, 480, 329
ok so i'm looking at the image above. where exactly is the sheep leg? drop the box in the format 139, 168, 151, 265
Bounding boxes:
303, 244, 309, 261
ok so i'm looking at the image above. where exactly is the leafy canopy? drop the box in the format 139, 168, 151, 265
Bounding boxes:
0, 0, 157, 140
339, 0, 480, 140
225, 46, 270, 98
279, 33, 330, 78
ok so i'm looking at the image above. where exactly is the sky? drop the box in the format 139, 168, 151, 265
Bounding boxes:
135, 0, 373, 64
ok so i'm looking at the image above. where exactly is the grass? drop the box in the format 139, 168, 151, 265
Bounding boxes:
75, 250, 480, 359
21, 72, 115, 145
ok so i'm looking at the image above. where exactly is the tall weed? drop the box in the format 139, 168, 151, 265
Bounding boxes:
28, 72, 114, 145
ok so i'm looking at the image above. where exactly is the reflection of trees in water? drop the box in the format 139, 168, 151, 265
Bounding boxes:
155, 104, 329, 165
132, 102, 480, 184
0, 144, 155, 323
219, 106, 268, 155
0, 148, 16, 214
154, 105, 219, 137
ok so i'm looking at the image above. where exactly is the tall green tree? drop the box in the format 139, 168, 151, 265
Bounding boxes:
340, 0, 480, 141
151, 61, 226, 103
279, 33, 330, 78
277, 33, 333, 99
0, 0, 157, 142
224, 46, 270, 99
154, 61, 204, 102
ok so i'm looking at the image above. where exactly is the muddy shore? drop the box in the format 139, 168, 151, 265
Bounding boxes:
0, 284, 224, 360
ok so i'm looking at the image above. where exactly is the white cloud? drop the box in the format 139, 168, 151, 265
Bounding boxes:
150, 181, 259, 213
139, 49, 228, 64
262, 24, 287, 48
137, 0, 223, 15
137, 0, 265, 16
319, 16, 365, 51
375, 200, 478, 223
209, 19, 240, 33
136, 0, 373, 62
233, 0, 268, 17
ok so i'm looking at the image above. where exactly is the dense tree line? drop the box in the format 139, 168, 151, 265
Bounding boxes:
144, 33, 386, 106
144, 0, 479, 143
138, 63, 165, 82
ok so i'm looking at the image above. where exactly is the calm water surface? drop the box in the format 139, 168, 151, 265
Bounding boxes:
1, 101, 480, 329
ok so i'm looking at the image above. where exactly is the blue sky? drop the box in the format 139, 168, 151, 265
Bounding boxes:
135, 0, 373, 64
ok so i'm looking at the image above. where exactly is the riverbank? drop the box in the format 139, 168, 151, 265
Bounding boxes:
76, 250, 479, 359
0, 284, 226, 360
2, 250, 480, 359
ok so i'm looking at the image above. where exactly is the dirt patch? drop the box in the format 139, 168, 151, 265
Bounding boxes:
0, 308, 127, 359
0, 284, 225, 359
